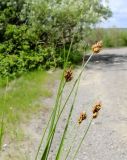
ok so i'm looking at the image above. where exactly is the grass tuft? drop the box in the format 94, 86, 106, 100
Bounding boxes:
0, 70, 59, 141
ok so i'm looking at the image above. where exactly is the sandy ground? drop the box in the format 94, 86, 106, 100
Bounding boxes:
0, 48, 127, 160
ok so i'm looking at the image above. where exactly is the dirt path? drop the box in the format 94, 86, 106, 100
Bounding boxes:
1, 48, 127, 160
73, 48, 127, 160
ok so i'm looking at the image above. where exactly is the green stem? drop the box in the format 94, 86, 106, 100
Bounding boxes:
39, 75, 66, 160
35, 110, 54, 160
72, 118, 93, 160
0, 113, 4, 150
55, 53, 93, 160
35, 70, 66, 159
57, 53, 93, 126
64, 126, 79, 160
57, 82, 66, 118
39, 53, 93, 160
40, 80, 78, 160
55, 77, 80, 160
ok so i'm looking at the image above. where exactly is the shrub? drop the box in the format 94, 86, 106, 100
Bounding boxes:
0, 0, 111, 78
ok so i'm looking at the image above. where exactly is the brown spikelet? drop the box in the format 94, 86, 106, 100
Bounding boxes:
92, 102, 102, 119
92, 41, 103, 54
78, 118, 82, 124
80, 112, 87, 120
92, 102, 102, 114
64, 68, 73, 82
93, 112, 98, 119
78, 111, 87, 124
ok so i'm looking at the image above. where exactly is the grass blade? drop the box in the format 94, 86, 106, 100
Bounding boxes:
0, 113, 4, 150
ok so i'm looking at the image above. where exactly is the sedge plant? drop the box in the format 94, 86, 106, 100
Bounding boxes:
35, 40, 103, 160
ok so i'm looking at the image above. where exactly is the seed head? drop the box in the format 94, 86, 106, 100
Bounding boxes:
92, 41, 103, 54
78, 118, 82, 124
93, 112, 98, 119
92, 102, 102, 114
80, 111, 87, 120
92, 101, 102, 119
64, 68, 73, 82
78, 111, 87, 124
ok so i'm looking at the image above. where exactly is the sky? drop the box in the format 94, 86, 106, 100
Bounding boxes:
99, 0, 127, 28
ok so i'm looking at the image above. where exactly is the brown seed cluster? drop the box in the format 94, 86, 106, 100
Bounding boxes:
78, 111, 87, 124
92, 41, 103, 54
64, 68, 73, 82
92, 102, 102, 119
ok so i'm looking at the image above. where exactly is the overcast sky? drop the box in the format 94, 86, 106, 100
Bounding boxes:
100, 0, 127, 28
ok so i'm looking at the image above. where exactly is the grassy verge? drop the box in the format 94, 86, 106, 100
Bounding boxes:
0, 70, 60, 141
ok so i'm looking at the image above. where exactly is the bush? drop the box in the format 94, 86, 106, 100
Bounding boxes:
0, 50, 49, 78
0, 47, 80, 78
0, 0, 111, 78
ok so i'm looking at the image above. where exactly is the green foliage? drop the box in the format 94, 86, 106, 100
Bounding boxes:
28, 0, 111, 51
0, 0, 112, 78
0, 114, 4, 150
0, 48, 58, 78
87, 28, 127, 48
0, 70, 56, 140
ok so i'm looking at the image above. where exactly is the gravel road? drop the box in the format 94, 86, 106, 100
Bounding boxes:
72, 48, 127, 160
1, 48, 127, 160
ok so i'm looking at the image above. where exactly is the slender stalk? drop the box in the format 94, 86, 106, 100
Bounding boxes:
39, 81, 77, 160
55, 53, 93, 160
43, 82, 66, 159
35, 5, 90, 156
64, 34, 75, 65
36, 29, 68, 160
39, 53, 94, 160
38, 45, 75, 160
43, 78, 80, 155
38, 74, 66, 160
64, 126, 79, 160
55, 77, 80, 160
35, 80, 66, 160
57, 82, 66, 117
72, 118, 93, 160
3, 76, 8, 103
0, 76, 9, 150
0, 113, 4, 150
57, 53, 94, 124
35, 110, 54, 160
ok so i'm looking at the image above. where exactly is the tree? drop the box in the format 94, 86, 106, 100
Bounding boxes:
27, 0, 112, 52
0, 0, 112, 77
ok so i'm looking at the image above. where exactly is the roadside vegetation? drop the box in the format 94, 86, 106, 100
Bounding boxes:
0, 0, 111, 79
0, 0, 113, 159
0, 70, 59, 143
87, 28, 127, 48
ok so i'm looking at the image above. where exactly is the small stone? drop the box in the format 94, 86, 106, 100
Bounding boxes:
3, 144, 8, 148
